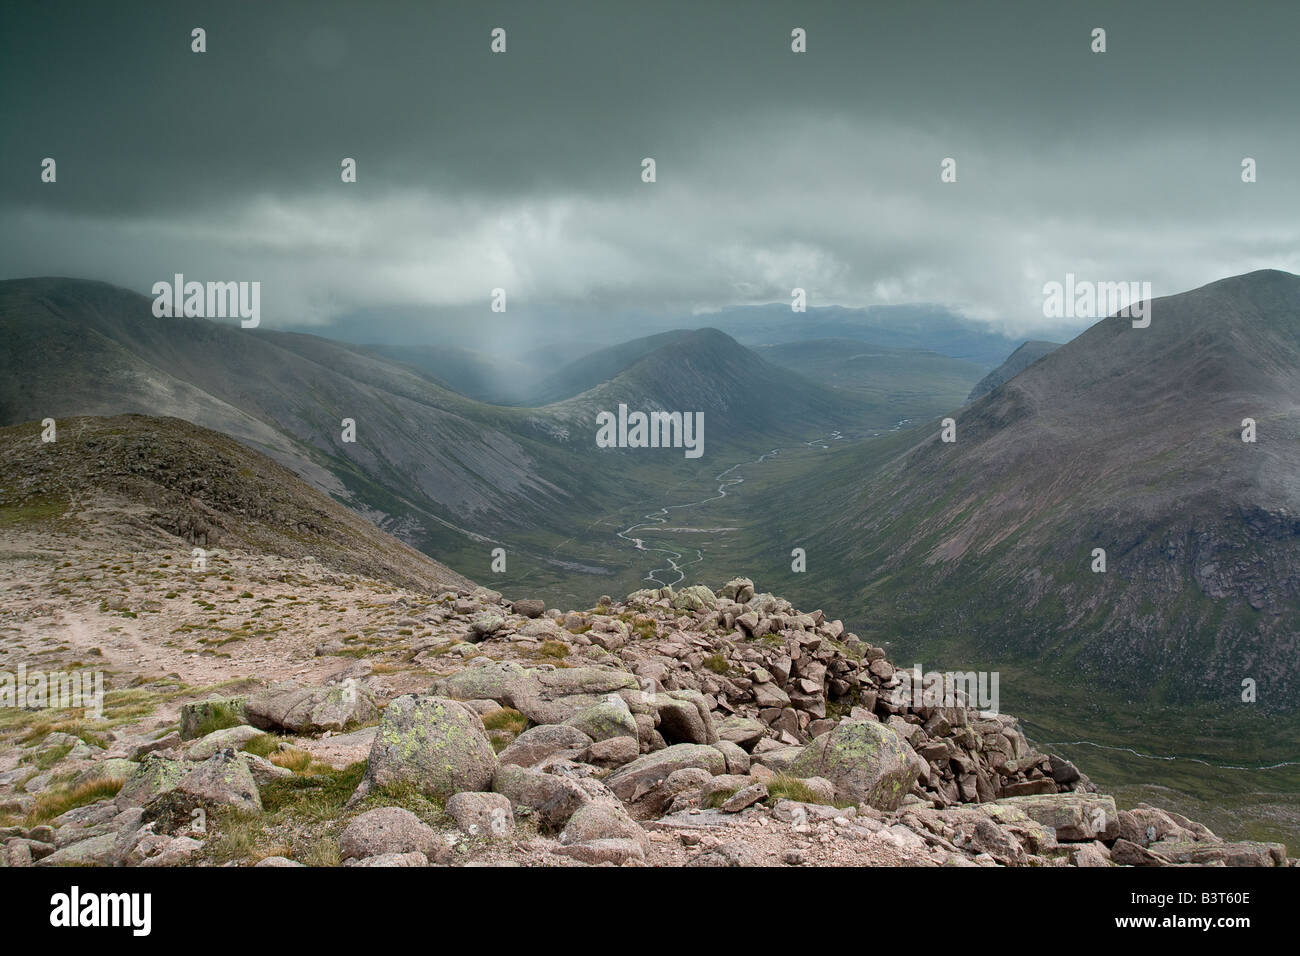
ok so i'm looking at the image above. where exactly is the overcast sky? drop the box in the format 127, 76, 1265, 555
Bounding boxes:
2, 0, 1298, 343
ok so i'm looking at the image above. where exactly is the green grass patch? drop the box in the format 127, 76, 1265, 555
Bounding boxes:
702, 653, 729, 674
23, 778, 124, 826
191, 701, 244, 738
0, 493, 69, 528
766, 773, 838, 807
481, 707, 528, 735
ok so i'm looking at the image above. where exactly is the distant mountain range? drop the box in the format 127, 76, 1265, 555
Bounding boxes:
707, 302, 1071, 366
315, 300, 1072, 370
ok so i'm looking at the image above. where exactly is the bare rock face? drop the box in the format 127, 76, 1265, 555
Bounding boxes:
787, 720, 919, 810
353, 695, 497, 803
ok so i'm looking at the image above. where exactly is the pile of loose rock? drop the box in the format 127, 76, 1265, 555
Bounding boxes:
1, 579, 1291, 867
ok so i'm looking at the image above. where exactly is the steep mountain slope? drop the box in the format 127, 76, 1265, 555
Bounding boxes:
752, 270, 1300, 706
965, 340, 1059, 402
0, 415, 473, 593
525, 330, 697, 405
754, 338, 985, 422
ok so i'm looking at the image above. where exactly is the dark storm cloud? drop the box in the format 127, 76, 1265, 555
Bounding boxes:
2, 0, 1298, 337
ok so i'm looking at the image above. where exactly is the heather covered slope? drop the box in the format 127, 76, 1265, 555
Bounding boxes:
0, 415, 473, 594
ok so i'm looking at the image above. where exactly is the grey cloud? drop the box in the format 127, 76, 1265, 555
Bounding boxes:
2, 0, 1298, 339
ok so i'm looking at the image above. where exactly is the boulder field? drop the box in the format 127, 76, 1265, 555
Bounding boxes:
1, 580, 1290, 868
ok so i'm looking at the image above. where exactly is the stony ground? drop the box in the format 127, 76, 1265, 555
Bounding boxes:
0, 524, 1292, 869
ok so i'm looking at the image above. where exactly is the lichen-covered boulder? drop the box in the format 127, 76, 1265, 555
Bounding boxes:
672, 585, 718, 612
717, 715, 766, 750
718, 577, 755, 603
564, 694, 638, 742
469, 612, 505, 641
114, 753, 189, 809
431, 659, 530, 704
141, 750, 262, 833
787, 719, 919, 810
353, 695, 497, 803
245, 681, 378, 734
987, 793, 1119, 841
510, 667, 642, 725
710, 740, 751, 774
185, 725, 264, 761
35, 833, 120, 867
179, 696, 247, 740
